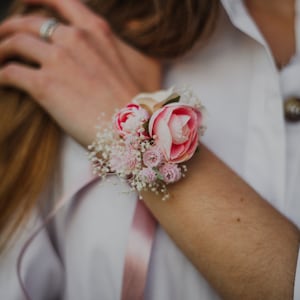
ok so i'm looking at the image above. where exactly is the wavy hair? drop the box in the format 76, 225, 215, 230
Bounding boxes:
0, 0, 218, 252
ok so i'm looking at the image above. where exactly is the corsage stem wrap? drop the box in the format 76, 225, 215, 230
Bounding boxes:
88, 87, 206, 200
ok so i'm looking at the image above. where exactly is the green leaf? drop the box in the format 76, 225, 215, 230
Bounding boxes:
163, 96, 180, 106
143, 120, 149, 132
156, 171, 164, 181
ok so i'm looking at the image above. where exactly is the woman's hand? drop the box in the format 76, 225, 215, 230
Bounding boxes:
0, 0, 161, 146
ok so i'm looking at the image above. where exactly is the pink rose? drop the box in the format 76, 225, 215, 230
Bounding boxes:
114, 103, 149, 137
149, 103, 201, 163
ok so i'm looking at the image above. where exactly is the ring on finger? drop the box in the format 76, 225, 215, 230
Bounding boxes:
39, 19, 59, 41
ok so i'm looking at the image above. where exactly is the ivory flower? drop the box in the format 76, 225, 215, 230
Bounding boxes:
133, 87, 179, 113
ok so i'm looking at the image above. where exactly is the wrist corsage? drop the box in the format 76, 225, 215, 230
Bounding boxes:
88, 87, 206, 200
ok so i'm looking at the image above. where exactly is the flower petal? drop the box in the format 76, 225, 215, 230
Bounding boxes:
169, 114, 190, 144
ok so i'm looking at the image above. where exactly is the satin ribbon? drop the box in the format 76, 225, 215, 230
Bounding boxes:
17, 177, 99, 300
121, 200, 157, 300
17, 177, 157, 300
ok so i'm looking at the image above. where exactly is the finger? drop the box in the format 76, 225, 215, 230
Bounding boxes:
0, 15, 119, 74
0, 33, 52, 65
23, 0, 116, 62
0, 16, 70, 44
0, 16, 45, 39
0, 63, 41, 96
23, 0, 110, 32
3, 5, 120, 67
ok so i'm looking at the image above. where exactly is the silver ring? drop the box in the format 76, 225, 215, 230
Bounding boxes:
39, 19, 59, 41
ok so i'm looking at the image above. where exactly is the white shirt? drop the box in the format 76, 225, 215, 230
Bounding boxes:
0, 0, 299, 299
168, 0, 300, 297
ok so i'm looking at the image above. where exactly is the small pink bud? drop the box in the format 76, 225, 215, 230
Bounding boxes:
159, 163, 182, 184
143, 147, 163, 167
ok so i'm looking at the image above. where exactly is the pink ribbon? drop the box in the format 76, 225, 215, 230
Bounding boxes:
17, 177, 99, 300
17, 177, 157, 300
121, 200, 157, 300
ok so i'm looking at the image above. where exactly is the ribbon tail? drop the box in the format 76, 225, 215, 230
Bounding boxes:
17, 176, 99, 300
121, 199, 157, 300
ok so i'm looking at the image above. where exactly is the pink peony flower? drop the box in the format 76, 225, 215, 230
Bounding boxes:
149, 103, 201, 163
142, 147, 163, 168
159, 163, 182, 184
114, 103, 149, 137
139, 167, 157, 184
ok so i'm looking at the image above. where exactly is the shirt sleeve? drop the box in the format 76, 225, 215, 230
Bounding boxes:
293, 247, 300, 299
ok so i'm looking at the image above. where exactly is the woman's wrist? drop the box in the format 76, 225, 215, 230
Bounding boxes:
142, 144, 300, 299
88, 87, 206, 200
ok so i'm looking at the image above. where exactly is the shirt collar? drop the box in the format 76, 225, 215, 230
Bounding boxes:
220, 0, 300, 50
219, 0, 266, 46
220, 0, 300, 65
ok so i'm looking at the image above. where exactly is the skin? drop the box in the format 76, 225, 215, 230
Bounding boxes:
244, 0, 296, 69
143, 148, 300, 300
0, 0, 161, 146
0, 0, 299, 299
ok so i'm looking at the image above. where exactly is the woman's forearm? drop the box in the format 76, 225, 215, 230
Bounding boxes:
143, 145, 300, 300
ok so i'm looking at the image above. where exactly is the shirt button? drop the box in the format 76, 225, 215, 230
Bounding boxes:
284, 97, 300, 122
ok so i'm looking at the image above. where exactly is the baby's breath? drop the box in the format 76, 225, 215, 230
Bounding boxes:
88, 87, 205, 201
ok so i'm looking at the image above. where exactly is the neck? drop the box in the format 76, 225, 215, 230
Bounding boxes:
245, 0, 295, 17
244, 0, 296, 69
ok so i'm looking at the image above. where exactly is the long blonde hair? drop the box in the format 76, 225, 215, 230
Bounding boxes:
0, 0, 218, 252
